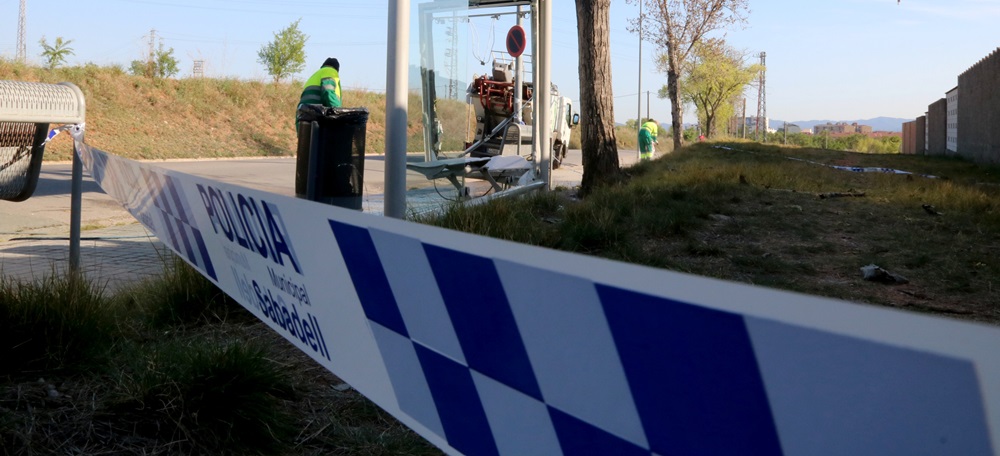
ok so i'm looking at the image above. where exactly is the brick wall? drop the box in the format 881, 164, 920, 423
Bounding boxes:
957, 47, 1000, 164
926, 98, 948, 155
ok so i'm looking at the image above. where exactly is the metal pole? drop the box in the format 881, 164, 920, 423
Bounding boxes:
384, 0, 409, 219
742, 97, 747, 139
538, 0, 552, 189
637, 0, 642, 161
531, 2, 539, 170
646, 91, 650, 120
69, 140, 83, 274
514, 5, 524, 124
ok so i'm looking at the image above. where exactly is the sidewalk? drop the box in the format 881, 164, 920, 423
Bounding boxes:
0, 187, 477, 293
0, 223, 170, 293
0, 151, 624, 292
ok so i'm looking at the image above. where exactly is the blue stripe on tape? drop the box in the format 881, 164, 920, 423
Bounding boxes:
493, 260, 648, 448
368, 322, 445, 438
414, 343, 500, 456
746, 317, 993, 455
328, 220, 408, 337
548, 406, 650, 456
423, 244, 543, 401
191, 226, 216, 280
597, 285, 783, 456
141, 168, 169, 215
160, 215, 196, 265
471, 370, 563, 456
163, 175, 190, 223
368, 229, 468, 365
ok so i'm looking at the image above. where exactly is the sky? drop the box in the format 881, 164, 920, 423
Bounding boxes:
1, 0, 998, 126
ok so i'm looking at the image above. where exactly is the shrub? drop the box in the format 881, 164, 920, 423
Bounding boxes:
121, 255, 250, 328
0, 274, 119, 374
112, 340, 298, 454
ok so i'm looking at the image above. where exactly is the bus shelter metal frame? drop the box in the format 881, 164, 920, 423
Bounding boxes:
384, 0, 553, 218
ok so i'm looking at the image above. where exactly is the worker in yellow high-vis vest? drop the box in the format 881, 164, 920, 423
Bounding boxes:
298, 57, 342, 118
641, 118, 659, 158
295, 58, 343, 197
639, 119, 658, 160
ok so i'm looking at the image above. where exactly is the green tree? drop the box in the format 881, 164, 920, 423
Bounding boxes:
629, 0, 749, 151
676, 40, 761, 138
258, 19, 308, 83
38, 36, 74, 69
129, 42, 180, 79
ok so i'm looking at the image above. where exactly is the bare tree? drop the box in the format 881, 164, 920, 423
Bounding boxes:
631, 0, 749, 151
576, 0, 621, 196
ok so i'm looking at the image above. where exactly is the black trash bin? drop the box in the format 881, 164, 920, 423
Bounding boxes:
295, 105, 369, 210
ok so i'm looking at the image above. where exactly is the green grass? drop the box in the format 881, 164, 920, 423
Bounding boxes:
304, 390, 443, 456
120, 256, 251, 328
0, 253, 441, 455
424, 141, 1000, 324
0, 273, 121, 374
110, 339, 299, 455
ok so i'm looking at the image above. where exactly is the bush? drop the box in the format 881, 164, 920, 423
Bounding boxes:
120, 255, 250, 328
0, 274, 120, 374
112, 340, 298, 454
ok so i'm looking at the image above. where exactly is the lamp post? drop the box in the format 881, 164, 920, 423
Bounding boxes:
636, 0, 643, 161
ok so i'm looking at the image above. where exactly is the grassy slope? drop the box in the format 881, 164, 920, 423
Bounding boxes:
0, 62, 432, 161
425, 141, 1000, 325
1, 61, 643, 160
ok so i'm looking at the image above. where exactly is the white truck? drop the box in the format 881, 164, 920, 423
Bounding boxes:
464, 59, 578, 169
408, 58, 578, 196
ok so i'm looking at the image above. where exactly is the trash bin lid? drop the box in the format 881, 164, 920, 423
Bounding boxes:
324, 107, 369, 122
297, 105, 369, 122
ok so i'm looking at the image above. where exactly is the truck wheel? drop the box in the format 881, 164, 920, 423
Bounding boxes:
552, 141, 565, 169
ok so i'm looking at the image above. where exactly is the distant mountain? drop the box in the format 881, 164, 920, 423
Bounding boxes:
774, 117, 909, 133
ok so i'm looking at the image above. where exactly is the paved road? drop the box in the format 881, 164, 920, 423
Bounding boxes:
0, 149, 638, 289
0, 149, 639, 238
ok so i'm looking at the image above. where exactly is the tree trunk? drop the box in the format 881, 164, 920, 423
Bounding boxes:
667, 64, 683, 151
576, 0, 620, 196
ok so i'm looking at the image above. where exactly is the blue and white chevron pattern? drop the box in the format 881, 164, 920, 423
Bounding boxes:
70, 128, 1000, 455
330, 221, 993, 456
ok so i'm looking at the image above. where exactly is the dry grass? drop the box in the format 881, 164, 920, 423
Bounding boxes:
425, 141, 1000, 325
1, 59, 652, 160
0, 260, 441, 455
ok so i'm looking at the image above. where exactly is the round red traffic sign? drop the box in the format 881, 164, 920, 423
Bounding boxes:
506, 25, 527, 58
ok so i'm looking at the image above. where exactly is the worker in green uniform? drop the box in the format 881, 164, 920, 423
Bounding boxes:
639, 119, 657, 160
295, 58, 343, 197
298, 57, 342, 116
641, 118, 659, 157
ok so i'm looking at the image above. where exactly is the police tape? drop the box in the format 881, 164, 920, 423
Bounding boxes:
69, 126, 999, 455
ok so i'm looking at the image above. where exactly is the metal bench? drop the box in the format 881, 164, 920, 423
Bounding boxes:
0, 81, 85, 201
